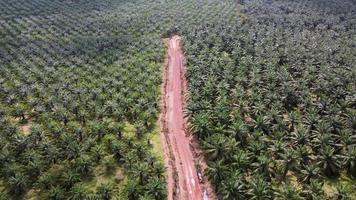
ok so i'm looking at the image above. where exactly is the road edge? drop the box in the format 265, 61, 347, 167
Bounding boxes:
159, 38, 179, 200
178, 37, 218, 200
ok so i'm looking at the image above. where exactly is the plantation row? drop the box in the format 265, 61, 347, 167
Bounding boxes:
0, 0, 355, 199
0, 0, 243, 199
184, 0, 356, 199
0, 0, 169, 199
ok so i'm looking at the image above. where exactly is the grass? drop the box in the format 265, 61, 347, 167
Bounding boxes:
122, 121, 136, 140
8, 116, 32, 136
323, 172, 356, 198
23, 188, 46, 200
287, 171, 302, 191
20, 122, 31, 136
123, 120, 164, 162
80, 163, 128, 199
146, 125, 165, 162
82, 164, 125, 192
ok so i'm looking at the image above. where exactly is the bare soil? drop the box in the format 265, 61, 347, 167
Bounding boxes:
160, 35, 216, 200
21, 123, 31, 136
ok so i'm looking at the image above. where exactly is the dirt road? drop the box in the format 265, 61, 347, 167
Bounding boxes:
160, 35, 212, 200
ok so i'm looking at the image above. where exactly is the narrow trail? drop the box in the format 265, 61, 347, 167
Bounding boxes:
160, 35, 214, 200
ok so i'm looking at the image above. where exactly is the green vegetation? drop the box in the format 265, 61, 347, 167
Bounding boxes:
183, 0, 356, 199
0, 0, 355, 199
0, 0, 168, 199
0, 0, 243, 198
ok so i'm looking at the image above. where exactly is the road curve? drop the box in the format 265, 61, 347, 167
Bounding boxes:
160, 35, 207, 200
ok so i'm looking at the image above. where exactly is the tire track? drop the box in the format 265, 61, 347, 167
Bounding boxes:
160, 35, 214, 200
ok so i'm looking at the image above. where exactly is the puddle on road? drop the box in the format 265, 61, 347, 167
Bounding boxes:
203, 190, 209, 200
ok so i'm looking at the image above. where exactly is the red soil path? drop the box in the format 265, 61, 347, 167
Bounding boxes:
160, 35, 214, 200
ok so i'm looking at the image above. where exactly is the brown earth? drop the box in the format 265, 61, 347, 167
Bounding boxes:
160, 35, 216, 200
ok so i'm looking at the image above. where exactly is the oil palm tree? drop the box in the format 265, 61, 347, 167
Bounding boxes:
8, 172, 29, 196
343, 110, 356, 130
96, 182, 116, 200
230, 150, 251, 172
131, 163, 149, 186
296, 146, 312, 166
44, 143, 60, 164
62, 170, 81, 190
299, 163, 320, 184
70, 183, 91, 200
274, 183, 303, 200
252, 114, 270, 134
203, 134, 238, 160
36, 172, 56, 190
334, 183, 352, 200
151, 162, 165, 179
286, 111, 301, 132
110, 140, 124, 162
339, 129, 355, 150
90, 144, 105, 163
248, 133, 267, 159
28, 124, 44, 144
220, 171, 246, 200
145, 177, 166, 200
311, 121, 333, 149
190, 112, 213, 139
342, 146, 356, 178
290, 126, 310, 146
13, 104, 27, 121
252, 155, 273, 181
134, 121, 146, 139
247, 175, 273, 200
0, 191, 9, 200
317, 145, 341, 177
279, 148, 298, 180
268, 139, 286, 160
206, 160, 228, 190
301, 179, 325, 200
74, 154, 92, 176
48, 186, 65, 200
227, 118, 249, 147
125, 179, 141, 200
303, 109, 319, 131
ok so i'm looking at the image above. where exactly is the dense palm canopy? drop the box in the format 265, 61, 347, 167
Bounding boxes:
0, 0, 355, 199
184, 0, 356, 199
0, 0, 170, 198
